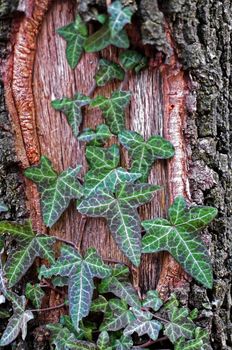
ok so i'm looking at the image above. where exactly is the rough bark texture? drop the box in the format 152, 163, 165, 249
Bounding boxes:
0, 0, 231, 349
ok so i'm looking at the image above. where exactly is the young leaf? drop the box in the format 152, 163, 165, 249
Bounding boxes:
40, 245, 111, 331
25, 156, 83, 227
164, 307, 195, 343
78, 182, 160, 266
97, 331, 110, 350
119, 50, 148, 72
142, 196, 217, 288
0, 295, 33, 346
108, 1, 133, 37
78, 124, 112, 146
108, 280, 141, 308
119, 130, 175, 182
83, 145, 141, 197
25, 283, 45, 309
90, 295, 108, 313
57, 15, 88, 69
51, 93, 91, 138
5, 234, 55, 287
100, 299, 135, 332
95, 59, 124, 86
98, 264, 129, 293
142, 290, 163, 311
165, 293, 179, 310
84, 22, 129, 53
91, 91, 131, 134
0, 202, 8, 213
115, 334, 133, 350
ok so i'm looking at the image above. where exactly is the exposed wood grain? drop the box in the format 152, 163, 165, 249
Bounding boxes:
3, 0, 190, 295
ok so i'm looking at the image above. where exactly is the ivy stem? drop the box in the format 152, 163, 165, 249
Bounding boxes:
30, 302, 65, 313
119, 71, 129, 90
141, 306, 169, 323
134, 336, 169, 348
103, 257, 131, 270
39, 280, 66, 296
87, 82, 97, 97
50, 235, 79, 251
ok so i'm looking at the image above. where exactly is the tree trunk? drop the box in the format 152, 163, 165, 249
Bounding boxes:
0, 0, 231, 349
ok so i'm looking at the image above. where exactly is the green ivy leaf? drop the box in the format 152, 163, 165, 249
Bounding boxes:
52, 276, 69, 287
119, 50, 148, 72
57, 15, 88, 69
84, 145, 141, 197
0, 202, 8, 213
142, 290, 163, 311
165, 294, 179, 310
189, 308, 199, 320
40, 245, 111, 331
164, 307, 195, 343
51, 93, 91, 138
78, 124, 112, 146
25, 156, 83, 227
5, 234, 55, 287
194, 327, 212, 349
174, 337, 203, 350
124, 316, 162, 341
0, 220, 34, 244
142, 196, 217, 288
78, 182, 159, 266
84, 22, 129, 53
91, 91, 131, 134
0, 294, 33, 346
108, 280, 141, 308
119, 130, 175, 182
100, 299, 135, 332
97, 331, 110, 349
108, 1, 133, 37
98, 264, 129, 293
25, 283, 45, 309
90, 295, 108, 313
115, 334, 133, 350
95, 59, 124, 86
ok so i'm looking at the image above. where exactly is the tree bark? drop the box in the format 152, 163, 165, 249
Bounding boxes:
0, 0, 231, 349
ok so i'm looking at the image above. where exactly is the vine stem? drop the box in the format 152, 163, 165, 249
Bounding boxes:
30, 302, 65, 313
49, 235, 79, 251
103, 257, 131, 270
39, 280, 66, 296
87, 82, 97, 97
119, 71, 129, 90
134, 336, 169, 348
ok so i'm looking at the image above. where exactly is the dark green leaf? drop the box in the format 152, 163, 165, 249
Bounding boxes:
97, 331, 110, 349
90, 295, 108, 313
124, 318, 162, 341
115, 334, 133, 350
108, 1, 133, 37
91, 91, 131, 134
25, 283, 45, 308
51, 93, 91, 138
0, 220, 34, 244
108, 280, 141, 308
95, 59, 124, 86
25, 156, 83, 227
98, 264, 129, 293
57, 15, 88, 68
142, 290, 163, 311
142, 196, 217, 288
84, 22, 129, 53
0, 295, 33, 346
40, 246, 111, 330
164, 307, 195, 343
119, 130, 175, 182
78, 182, 159, 266
119, 50, 148, 72
78, 124, 112, 146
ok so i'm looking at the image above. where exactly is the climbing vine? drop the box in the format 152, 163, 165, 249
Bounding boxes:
0, 1, 217, 349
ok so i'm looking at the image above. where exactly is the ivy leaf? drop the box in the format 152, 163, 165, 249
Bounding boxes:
25, 283, 45, 308
57, 15, 88, 69
164, 307, 195, 343
108, 1, 133, 37
119, 50, 148, 72
119, 130, 175, 182
25, 156, 83, 227
124, 307, 162, 341
0, 294, 33, 346
5, 236, 55, 288
0, 202, 8, 213
40, 245, 111, 331
90, 295, 108, 313
97, 331, 110, 350
84, 22, 129, 53
174, 337, 204, 350
91, 91, 131, 134
78, 124, 112, 146
165, 293, 179, 310
78, 182, 159, 266
98, 264, 129, 293
142, 290, 163, 311
142, 196, 217, 288
108, 280, 141, 308
100, 299, 135, 331
95, 59, 125, 86
0, 220, 34, 244
51, 93, 91, 138
84, 145, 141, 197
115, 335, 133, 350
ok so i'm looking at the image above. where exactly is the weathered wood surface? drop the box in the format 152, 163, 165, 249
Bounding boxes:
3, 0, 190, 296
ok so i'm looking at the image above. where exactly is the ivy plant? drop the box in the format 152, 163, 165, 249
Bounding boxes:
0, 0, 218, 348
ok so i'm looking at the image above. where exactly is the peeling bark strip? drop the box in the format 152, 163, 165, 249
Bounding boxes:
5, 0, 51, 166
